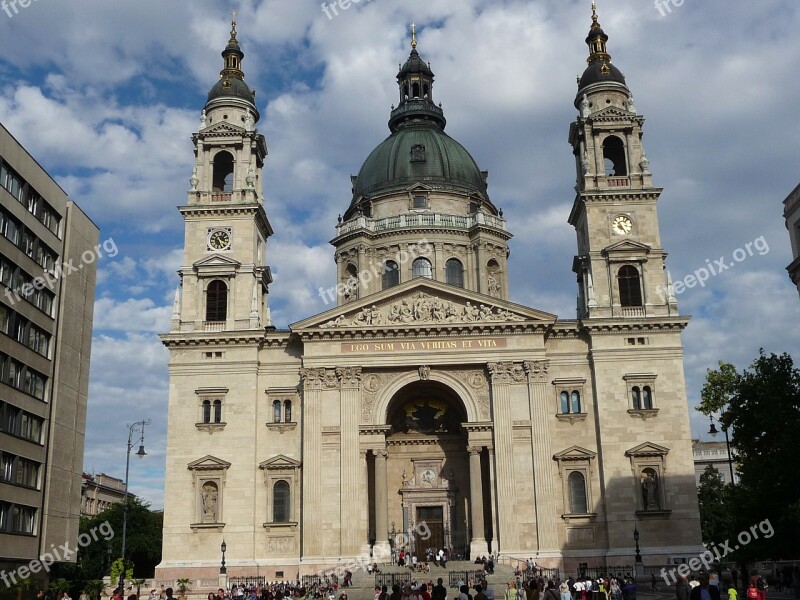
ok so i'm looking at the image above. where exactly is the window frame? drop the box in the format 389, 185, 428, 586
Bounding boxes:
412, 257, 433, 279
445, 258, 464, 288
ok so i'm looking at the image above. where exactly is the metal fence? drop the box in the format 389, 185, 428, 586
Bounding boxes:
522, 567, 562, 582
448, 571, 487, 588
575, 566, 633, 579
229, 577, 267, 589
375, 573, 413, 588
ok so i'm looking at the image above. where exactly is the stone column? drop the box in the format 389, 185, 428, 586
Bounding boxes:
300, 368, 325, 558
468, 445, 487, 556
373, 449, 391, 560
487, 446, 499, 554
524, 360, 558, 553
488, 362, 524, 551
338, 367, 362, 557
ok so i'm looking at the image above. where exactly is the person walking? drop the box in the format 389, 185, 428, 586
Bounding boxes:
560, 582, 571, 600
690, 574, 721, 600
505, 583, 518, 600
676, 576, 691, 600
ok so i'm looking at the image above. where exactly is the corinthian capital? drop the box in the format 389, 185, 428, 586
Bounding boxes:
523, 360, 550, 383
336, 366, 362, 388
487, 362, 526, 385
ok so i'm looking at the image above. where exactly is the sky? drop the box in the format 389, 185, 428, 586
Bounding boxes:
1, 0, 799, 510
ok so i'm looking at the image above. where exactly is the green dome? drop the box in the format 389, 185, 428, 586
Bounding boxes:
207, 76, 256, 105
351, 123, 488, 202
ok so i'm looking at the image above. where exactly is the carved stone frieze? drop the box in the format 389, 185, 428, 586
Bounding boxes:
451, 369, 490, 420
361, 372, 403, 422
487, 362, 527, 385
319, 291, 524, 328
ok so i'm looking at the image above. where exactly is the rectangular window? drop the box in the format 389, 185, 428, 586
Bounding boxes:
4, 215, 19, 245
1, 454, 13, 481
413, 195, 427, 209
11, 504, 36, 534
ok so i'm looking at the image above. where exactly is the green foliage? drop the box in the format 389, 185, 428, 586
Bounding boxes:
699, 350, 800, 560
83, 581, 105, 600
109, 559, 133, 586
697, 465, 733, 545
48, 580, 72, 596
175, 579, 191, 596
76, 497, 163, 580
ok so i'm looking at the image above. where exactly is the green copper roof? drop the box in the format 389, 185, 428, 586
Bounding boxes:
351, 122, 488, 202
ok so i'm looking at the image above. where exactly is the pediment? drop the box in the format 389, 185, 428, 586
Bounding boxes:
625, 442, 670, 458
259, 455, 302, 470
291, 278, 557, 330
193, 254, 242, 269
200, 121, 245, 136
602, 239, 652, 256
187, 455, 232, 471
590, 106, 636, 120
553, 446, 597, 461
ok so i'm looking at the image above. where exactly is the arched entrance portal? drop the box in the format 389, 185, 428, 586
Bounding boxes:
368, 380, 489, 560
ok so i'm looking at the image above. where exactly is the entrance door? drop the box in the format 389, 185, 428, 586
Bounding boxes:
415, 506, 444, 559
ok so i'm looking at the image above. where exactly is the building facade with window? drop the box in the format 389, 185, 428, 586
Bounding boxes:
0, 122, 98, 575
784, 183, 800, 298
691, 440, 738, 486
158, 10, 702, 583
80, 473, 134, 517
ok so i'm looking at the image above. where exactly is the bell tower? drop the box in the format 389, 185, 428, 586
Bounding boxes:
568, 2, 677, 319
171, 14, 273, 333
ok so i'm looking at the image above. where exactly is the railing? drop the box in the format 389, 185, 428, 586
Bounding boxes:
448, 571, 486, 588
211, 192, 232, 202
204, 321, 226, 331
229, 576, 267, 589
521, 567, 561, 582
574, 566, 633, 579
375, 573, 413, 588
335, 212, 506, 237
620, 307, 645, 318
607, 177, 630, 187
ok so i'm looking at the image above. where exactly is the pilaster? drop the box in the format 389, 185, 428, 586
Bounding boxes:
338, 367, 362, 557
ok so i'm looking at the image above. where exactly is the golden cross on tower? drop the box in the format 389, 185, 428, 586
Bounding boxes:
411, 21, 417, 49
231, 10, 238, 36
591, 1, 598, 23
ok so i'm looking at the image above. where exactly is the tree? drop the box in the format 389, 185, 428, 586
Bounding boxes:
14, 578, 33, 600
109, 559, 133, 588
697, 465, 733, 545
83, 581, 105, 600
76, 497, 163, 580
699, 350, 800, 560
175, 579, 191, 600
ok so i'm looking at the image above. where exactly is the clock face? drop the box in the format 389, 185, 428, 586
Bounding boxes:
208, 228, 231, 251
612, 215, 633, 235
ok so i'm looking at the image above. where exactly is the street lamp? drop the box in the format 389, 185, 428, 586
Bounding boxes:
220, 540, 227, 574
633, 526, 642, 563
708, 414, 736, 486
118, 419, 150, 596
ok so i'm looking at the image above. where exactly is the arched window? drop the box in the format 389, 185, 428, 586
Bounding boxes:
632, 386, 641, 410
560, 391, 570, 415
284, 400, 292, 423
273, 400, 281, 424
602, 136, 627, 177
571, 391, 582, 414
382, 260, 400, 289
642, 386, 653, 410
445, 259, 464, 287
273, 480, 290, 523
202, 400, 211, 424
213, 400, 222, 423
412, 257, 432, 279
212, 151, 234, 192
618, 265, 643, 307
206, 280, 228, 322
568, 471, 588, 514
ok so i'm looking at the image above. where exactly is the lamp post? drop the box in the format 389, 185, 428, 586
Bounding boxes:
118, 419, 150, 596
633, 526, 642, 579
220, 540, 227, 574
708, 415, 736, 486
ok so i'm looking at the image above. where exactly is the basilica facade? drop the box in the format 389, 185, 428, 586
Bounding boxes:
157, 9, 703, 582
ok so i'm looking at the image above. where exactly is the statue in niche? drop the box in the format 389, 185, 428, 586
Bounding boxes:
200, 109, 207, 129
201, 482, 218, 522
487, 275, 501, 298
641, 469, 659, 510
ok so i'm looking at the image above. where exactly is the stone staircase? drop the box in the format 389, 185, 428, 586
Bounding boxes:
339, 561, 517, 600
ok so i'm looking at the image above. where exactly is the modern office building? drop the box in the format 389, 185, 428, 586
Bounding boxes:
784, 183, 800, 298
0, 122, 98, 576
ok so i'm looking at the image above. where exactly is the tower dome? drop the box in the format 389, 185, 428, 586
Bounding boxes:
347, 24, 491, 216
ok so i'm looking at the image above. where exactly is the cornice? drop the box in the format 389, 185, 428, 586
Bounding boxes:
296, 321, 548, 342
331, 224, 513, 246
578, 317, 690, 335
160, 329, 292, 348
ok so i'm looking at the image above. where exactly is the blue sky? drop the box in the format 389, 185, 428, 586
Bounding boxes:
1, 0, 799, 509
